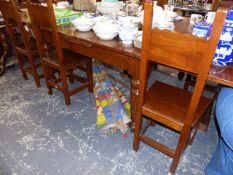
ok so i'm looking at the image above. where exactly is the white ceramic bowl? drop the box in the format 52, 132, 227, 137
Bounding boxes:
71, 17, 95, 32
119, 29, 138, 45
119, 36, 135, 45
93, 22, 118, 33
93, 21, 118, 40
96, 2, 125, 15
95, 32, 118, 40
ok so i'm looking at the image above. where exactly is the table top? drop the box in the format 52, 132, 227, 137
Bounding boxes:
58, 18, 194, 60
208, 65, 233, 87
174, 5, 209, 14
174, 17, 192, 34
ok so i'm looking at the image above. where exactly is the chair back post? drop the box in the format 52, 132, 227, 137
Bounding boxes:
137, 0, 153, 113
211, 0, 219, 11
26, 0, 64, 65
26, 1, 45, 59
46, 0, 64, 65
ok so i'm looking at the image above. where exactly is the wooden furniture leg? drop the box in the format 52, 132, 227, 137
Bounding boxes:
0, 25, 7, 76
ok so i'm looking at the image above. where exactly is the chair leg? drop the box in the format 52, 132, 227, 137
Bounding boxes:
177, 71, 185, 80
141, 119, 155, 134
60, 69, 71, 105
68, 70, 74, 83
188, 125, 199, 145
133, 114, 143, 151
42, 62, 53, 95
150, 120, 156, 126
199, 102, 214, 131
17, 53, 28, 80
183, 74, 192, 90
170, 129, 190, 174
48, 68, 55, 95
28, 55, 41, 87
87, 59, 93, 93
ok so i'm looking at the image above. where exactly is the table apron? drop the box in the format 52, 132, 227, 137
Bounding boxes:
60, 37, 140, 77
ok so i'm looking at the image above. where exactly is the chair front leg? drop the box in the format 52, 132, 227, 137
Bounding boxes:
60, 68, 70, 105
133, 113, 143, 151
170, 127, 191, 174
42, 61, 53, 95
28, 54, 41, 87
17, 53, 28, 80
87, 59, 93, 93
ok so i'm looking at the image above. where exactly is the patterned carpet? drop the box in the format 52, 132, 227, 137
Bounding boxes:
0, 65, 218, 175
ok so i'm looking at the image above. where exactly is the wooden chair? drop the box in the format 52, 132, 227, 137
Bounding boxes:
133, 1, 227, 173
26, 0, 93, 105
0, 0, 43, 87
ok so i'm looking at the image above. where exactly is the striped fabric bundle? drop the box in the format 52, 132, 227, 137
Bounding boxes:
93, 62, 131, 134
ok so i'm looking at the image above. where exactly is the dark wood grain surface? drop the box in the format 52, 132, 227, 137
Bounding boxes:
209, 65, 233, 87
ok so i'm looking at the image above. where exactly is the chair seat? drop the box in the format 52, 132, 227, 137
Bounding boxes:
43, 49, 88, 70
142, 81, 212, 131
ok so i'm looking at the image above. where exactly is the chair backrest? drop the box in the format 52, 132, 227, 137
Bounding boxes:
26, 0, 64, 64
0, 0, 32, 51
140, 0, 227, 126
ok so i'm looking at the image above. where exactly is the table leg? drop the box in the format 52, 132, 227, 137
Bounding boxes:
0, 26, 8, 76
130, 78, 139, 129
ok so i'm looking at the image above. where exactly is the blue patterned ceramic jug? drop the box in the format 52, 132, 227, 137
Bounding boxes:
192, 22, 211, 38
213, 7, 233, 66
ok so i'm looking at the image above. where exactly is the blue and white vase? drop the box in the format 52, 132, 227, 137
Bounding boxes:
213, 7, 233, 66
